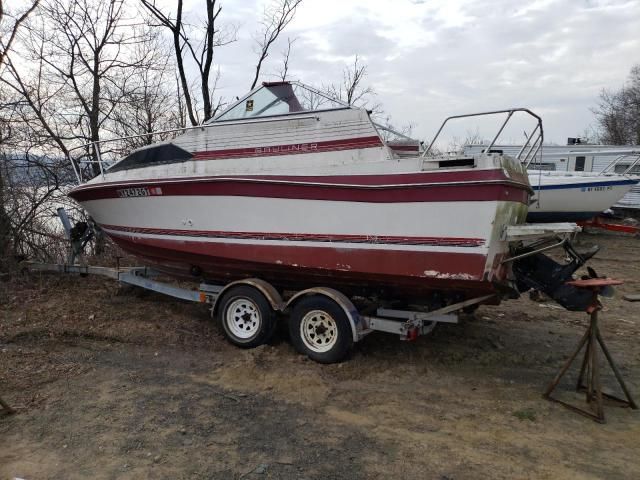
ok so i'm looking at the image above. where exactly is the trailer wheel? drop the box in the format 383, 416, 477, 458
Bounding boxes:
217, 286, 276, 348
289, 295, 353, 364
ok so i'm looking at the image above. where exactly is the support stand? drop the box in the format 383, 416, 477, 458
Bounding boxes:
543, 278, 638, 423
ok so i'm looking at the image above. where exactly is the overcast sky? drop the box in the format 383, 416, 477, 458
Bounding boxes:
11, 0, 639, 145
202, 0, 639, 145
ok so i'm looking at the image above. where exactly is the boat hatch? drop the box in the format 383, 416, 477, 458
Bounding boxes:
212, 81, 349, 122
438, 158, 475, 168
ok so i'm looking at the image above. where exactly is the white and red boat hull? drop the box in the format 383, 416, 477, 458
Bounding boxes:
69, 168, 530, 298
67, 88, 540, 300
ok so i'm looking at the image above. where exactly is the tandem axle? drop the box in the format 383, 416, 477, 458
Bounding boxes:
26, 262, 494, 363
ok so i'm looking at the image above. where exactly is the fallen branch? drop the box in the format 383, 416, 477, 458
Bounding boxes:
0, 395, 16, 415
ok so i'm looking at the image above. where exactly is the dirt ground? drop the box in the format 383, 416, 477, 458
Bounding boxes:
1, 233, 639, 479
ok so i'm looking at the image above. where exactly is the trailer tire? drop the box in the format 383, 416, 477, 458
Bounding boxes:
217, 286, 276, 348
289, 295, 353, 364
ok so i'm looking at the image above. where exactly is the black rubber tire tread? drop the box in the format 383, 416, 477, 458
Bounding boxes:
217, 285, 276, 349
288, 295, 353, 364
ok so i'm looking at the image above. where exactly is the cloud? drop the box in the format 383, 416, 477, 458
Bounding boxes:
191, 0, 640, 144
304, 16, 396, 60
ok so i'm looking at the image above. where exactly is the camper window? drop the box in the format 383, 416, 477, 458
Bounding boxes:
614, 163, 640, 174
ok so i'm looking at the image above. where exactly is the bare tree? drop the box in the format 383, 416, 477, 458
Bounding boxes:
109, 29, 182, 152
2, 0, 153, 177
250, 0, 303, 90
593, 64, 640, 145
1, 0, 158, 256
447, 129, 488, 154
0, 130, 10, 260
0, 0, 39, 265
295, 55, 381, 115
0, 84, 73, 263
43, 0, 152, 173
278, 37, 296, 81
326, 55, 376, 107
0, 0, 40, 66
141, 0, 235, 125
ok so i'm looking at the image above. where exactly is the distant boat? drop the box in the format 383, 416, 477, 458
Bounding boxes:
464, 143, 640, 221
526, 170, 638, 222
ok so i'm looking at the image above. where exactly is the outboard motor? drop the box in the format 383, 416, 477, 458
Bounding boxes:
56, 208, 98, 264
69, 221, 89, 242
513, 243, 600, 311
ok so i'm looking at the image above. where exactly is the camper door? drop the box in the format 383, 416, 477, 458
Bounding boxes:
568, 155, 594, 172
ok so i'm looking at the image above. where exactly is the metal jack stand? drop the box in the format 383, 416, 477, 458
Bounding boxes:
0, 396, 15, 416
543, 278, 638, 423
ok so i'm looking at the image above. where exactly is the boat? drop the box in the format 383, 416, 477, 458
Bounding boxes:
526, 170, 638, 222
66, 82, 582, 305
463, 144, 640, 221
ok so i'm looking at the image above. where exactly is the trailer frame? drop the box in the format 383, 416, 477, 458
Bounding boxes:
24, 261, 495, 345
30, 208, 582, 362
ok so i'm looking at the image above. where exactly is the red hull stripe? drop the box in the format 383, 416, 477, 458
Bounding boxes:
109, 235, 492, 292
102, 224, 486, 247
191, 136, 384, 160
73, 168, 516, 189
69, 172, 531, 204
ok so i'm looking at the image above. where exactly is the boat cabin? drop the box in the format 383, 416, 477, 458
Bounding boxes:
101, 81, 445, 179
78, 81, 537, 185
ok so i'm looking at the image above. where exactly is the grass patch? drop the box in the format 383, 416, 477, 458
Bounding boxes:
513, 408, 537, 422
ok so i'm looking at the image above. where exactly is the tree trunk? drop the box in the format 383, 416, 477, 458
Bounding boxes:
0, 165, 12, 262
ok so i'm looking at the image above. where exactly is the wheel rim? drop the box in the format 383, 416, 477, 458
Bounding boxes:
226, 298, 261, 340
300, 310, 338, 353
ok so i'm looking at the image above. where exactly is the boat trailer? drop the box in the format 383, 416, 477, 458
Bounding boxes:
26, 261, 491, 343
25, 208, 597, 363
23, 210, 639, 422
33, 212, 593, 348
32, 209, 598, 350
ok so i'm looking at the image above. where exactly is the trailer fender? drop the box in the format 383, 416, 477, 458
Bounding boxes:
211, 278, 284, 317
285, 287, 363, 342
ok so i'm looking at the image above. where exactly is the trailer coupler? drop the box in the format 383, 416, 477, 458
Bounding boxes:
512, 241, 600, 311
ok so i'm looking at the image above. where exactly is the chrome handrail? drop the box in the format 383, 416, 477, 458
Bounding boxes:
67, 114, 321, 156
421, 108, 544, 165
373, 123, 417, 141
66, 113, 322, 184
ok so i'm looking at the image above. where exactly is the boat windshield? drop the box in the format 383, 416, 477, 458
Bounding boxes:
213, 81, 348, 122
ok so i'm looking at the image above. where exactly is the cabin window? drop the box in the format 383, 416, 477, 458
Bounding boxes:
575, 156, 586, 171
219, 84, 304, 121
214, 82, 347, 122
107, 144, 193, 173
